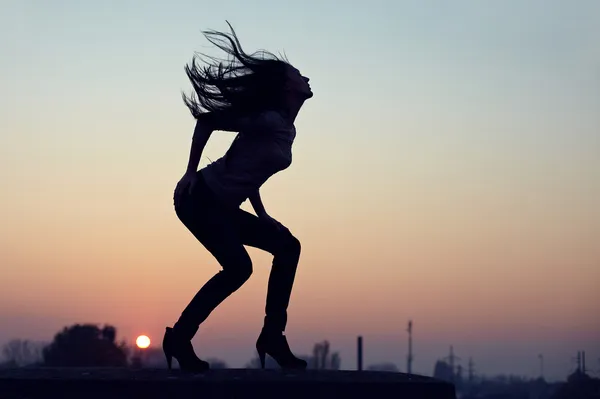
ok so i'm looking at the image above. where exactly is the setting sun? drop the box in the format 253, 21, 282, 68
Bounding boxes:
135, 335, 151, 349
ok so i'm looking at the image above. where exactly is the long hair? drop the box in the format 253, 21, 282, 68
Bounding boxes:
182, 21, 292, 119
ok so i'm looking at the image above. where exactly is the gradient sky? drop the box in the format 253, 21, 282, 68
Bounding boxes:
1, 0, 599, 381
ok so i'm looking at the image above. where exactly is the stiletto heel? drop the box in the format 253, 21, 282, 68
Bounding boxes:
162, 327, 209, 372
256, 329, 307, 370
164, 350, 173, 370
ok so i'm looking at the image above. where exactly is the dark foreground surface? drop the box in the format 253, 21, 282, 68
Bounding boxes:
0, 367, 456, 399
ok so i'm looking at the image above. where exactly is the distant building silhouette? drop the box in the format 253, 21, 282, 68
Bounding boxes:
433, 360, 454, 383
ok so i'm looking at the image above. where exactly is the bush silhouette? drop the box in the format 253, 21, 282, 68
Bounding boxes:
42, 324, 128, 367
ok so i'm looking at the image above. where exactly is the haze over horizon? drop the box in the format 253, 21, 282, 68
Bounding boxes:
1, 0, 599, 381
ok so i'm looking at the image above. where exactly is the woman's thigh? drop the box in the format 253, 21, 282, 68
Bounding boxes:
176, 192, 251, 271
232, 209, 297, 255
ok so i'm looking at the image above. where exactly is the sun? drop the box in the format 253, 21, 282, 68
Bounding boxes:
136, 335, 151, 349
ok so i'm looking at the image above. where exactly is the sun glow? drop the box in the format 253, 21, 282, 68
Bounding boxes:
136, 335, 151, 349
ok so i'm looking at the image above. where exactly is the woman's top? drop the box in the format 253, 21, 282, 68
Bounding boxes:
201, 111, 296, 208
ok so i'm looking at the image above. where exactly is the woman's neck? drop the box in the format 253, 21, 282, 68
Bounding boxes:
281, 97, 306, 124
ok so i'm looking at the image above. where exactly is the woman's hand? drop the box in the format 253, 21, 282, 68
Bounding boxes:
174, 171, 198, 208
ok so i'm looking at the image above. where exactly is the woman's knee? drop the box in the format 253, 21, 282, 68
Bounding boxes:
286, 233, 301, 255
224, 253, 253, 285
276, 231, 301, 259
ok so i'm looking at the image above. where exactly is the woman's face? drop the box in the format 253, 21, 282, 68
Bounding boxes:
284, 66, 313, 100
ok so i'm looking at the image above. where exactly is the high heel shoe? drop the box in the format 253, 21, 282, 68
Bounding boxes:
256, 329, 307, 370
162, 327, 210, 372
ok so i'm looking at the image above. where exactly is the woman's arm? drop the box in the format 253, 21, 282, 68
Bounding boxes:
174, 119, 213, 205
249, 190, 288, 231
249, 189, 268, 217
185, 118, 213, 173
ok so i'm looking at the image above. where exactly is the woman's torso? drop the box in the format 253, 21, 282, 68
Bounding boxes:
200, 111, 296, 207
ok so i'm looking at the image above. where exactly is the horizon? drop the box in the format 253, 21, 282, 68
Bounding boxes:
1, 322, 597, 382
1, 0, 599, 383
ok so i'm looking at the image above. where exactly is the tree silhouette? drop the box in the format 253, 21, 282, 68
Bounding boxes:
310, 341, 341, 370
550, 370, 599, 399
1, 339, 44, 367
42, 324, 128, 367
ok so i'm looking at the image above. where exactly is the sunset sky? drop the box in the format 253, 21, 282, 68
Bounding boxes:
1, 0, 599, 381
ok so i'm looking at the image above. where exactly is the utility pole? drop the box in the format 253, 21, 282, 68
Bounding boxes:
449, 346, 455, 381
407, 320, 413, 375
444, 346, 461, 383
468, 357, 475, 384
538, 354, 544, 379
357, 336, 363, 371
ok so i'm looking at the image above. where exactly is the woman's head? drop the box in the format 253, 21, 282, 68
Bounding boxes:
183, 22, 312, 119
283, 66, 313, 103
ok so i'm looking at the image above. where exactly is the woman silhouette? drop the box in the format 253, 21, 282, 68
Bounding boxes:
163, 22, 313, 372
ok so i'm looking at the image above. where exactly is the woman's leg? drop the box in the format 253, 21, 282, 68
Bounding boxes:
232, 210, 302, 333
230, 209, 306, 368
172, 195, 253, 341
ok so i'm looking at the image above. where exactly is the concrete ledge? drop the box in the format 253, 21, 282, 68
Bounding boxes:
0, 368, 456, 399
